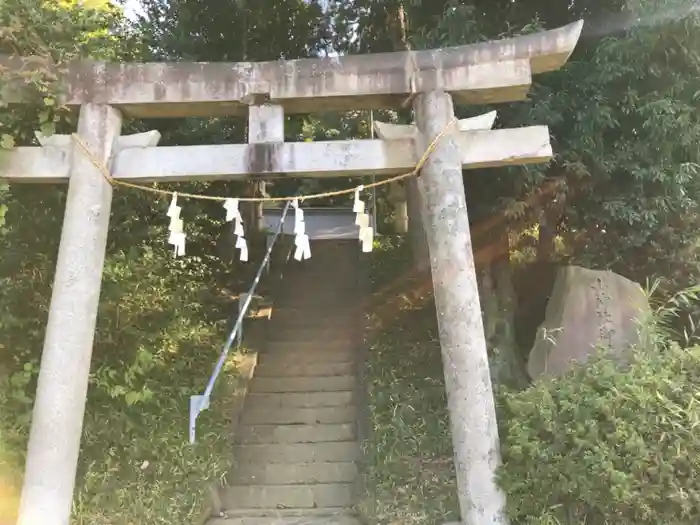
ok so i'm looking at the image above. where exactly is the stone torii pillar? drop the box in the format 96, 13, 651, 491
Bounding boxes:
414, 92, 506, 524
16, 104, 122, 525
12, 107, 161, 525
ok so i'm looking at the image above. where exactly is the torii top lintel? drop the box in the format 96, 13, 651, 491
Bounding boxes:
3, 21, 583, 119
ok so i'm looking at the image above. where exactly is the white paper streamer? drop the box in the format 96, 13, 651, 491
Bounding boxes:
360, 226, 374, 253
355, 212, 370, 228
236, 235, 248, 262
169, 231, 187, 256
294, 233, 311, 261
234, 217, 245, 237
167, 193, 186, 257
223, 198, 241, 222
292, 199, 311, 260
352, 186, 373, 252
353, 185, 365, 213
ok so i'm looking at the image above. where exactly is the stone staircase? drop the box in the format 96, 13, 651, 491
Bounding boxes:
211, 240, 367, 525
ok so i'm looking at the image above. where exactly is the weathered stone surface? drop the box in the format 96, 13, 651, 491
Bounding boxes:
1, 21, 582, 117
209, 509, 360, 525
246, 392, 355, 409
373, 110, 497, 139
222, 484, 355, 509
232, 443, 360, 464
249, 375, 356, 394
253, 362, 355, 378
236, 423, 356, 445
241, 406, 356, 425
527, 266, 651, 380
1, 126, 552, 183
230, 462, 357, 485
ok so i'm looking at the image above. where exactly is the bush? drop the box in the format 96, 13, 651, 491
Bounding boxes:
0, 229, 238, 524
497, 344, 700, 525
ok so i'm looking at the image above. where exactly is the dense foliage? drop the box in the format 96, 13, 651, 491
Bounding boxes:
498, 344, 700, 525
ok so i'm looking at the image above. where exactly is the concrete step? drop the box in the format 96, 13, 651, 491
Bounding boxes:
272, 304, 363, 314
283, 260, 358, 271
209, 513, 360, 525
245, 391, 355, 409
276, 283, 360, 294
229, 461, 358, 484
273, 290, 365, 304
273, 288, 365, 304
264, 341, 356, 354
236, 423, 356, 445
254, 361, 355, 378
232, 442, 359, 464
241, 406, 356, 425
266, 328, 358, 342
221, 483, 355, 509
259, 347, 355, 365
268, 315, 359, 328
213, 507, 353, 519
250, 376, 356, 394
257, 353, 354, 367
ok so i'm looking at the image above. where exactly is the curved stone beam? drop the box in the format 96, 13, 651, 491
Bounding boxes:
374, 111, 497, 140
1, 21, 582, 117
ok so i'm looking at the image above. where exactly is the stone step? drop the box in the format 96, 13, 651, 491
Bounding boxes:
236, 423, 356, 445
229, 460, 358, 484
264, 341, 356, 352
273, 289, 365, 304
270, 305, 361, 317
221, 483, 355, 509
283, 260, 358, 270
273, 293, 362, 304
272, 303, 363, 314
257, 353, 354, 366
212, 507, 353, 519
245, 391, 355, 409
260, 346, 355, 364
254, 361, 355, 378
266, 330, 364, 344
241, 406, 356, 425
232, 442, 359, 464
249, 376, 356, 394
208, 512, 360, 525
268, 315, 359, 328
276, 283, 360, 294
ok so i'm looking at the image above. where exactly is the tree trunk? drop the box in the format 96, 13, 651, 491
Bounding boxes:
387, 2, 431, 271
537, 211, 556, 262
406, 177, 430, 271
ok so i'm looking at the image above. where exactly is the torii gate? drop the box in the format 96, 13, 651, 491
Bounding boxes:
0, 21, 583, 525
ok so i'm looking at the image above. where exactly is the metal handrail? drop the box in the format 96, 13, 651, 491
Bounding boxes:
189, 199, 294, 444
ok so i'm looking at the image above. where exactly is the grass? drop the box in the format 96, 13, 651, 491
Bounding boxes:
358, 237, 458, 525
0, 242, 252, 525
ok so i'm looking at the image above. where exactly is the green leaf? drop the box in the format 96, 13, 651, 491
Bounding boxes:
1, 134, 15, 149
39, 122, 55, 137
124, 391, 141, 406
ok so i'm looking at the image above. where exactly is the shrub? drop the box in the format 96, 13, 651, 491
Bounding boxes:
497, 344, 700, 525
0, 238, 238, 524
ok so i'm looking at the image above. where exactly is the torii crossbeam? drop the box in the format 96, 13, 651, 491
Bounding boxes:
0, 20, 583, 525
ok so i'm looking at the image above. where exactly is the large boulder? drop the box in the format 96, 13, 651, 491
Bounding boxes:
527, 266, 650, 380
